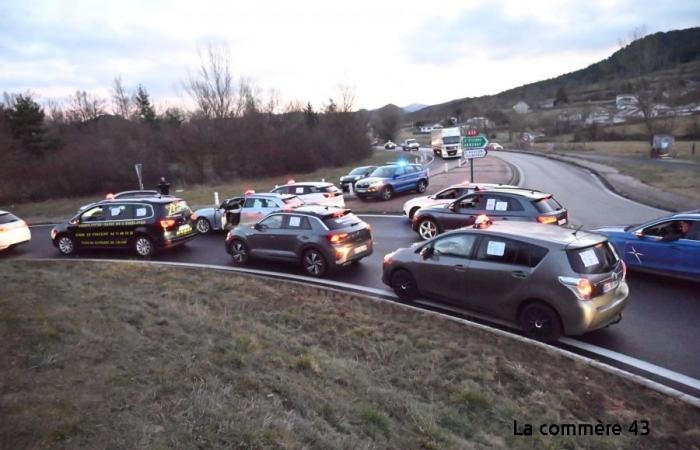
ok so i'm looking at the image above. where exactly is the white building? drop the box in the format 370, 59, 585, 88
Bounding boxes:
512, 101, 531, 114
616, 94, 638, 110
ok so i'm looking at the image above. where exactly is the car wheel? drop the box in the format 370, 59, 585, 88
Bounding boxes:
302, 249, 328, 277
195, 217, 211, 234
229, 239, 249, 265
381, 186, 393, 201
391, 269, 418, 301
133, 235, 155, 257
56, 235, 77, 255
408, 207, 420, 220
418, 218, 439, 240
518, 302, 562, 342
416, 180, 427, 193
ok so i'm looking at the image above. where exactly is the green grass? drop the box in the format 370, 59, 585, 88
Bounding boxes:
1, 260, 699, 449
0, 150, 397, 223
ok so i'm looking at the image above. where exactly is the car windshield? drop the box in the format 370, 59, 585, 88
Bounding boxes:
349, 167, 368, 175
406, 139, 417, 144
567, 242, 619, 274
0, 213, 19, 224
370, 166, 395, 178
283, 196, 305, 208
443, 136, 460, 144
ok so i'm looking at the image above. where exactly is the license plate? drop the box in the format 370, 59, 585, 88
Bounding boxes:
354, 244, 368, 254
558, 218, 567, 225
177, 224, 192, 236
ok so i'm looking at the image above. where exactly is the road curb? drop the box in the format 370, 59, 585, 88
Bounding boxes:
500, 149, 674, 212
16, 257, 700, 409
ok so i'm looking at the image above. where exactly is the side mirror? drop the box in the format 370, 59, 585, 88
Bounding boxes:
254, 223, 265, 231
634, 230, 644, 238
420, 246, 434, 259
448, 203, 456, 211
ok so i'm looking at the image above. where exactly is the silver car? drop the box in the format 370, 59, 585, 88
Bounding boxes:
194, 193, 304, 233
382, 220, 629, 341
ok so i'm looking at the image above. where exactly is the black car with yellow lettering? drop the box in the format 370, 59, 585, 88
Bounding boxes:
51, 196, 197, 257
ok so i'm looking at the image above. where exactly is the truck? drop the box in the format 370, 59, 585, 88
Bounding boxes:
431, 127, 463, 159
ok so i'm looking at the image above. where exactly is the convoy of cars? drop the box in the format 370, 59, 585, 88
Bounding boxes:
30, 155, 699, 343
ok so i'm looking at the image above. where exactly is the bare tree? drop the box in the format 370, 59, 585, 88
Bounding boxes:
111, 76, 133, 118
184, 43, 235, 119
66, 90, 106, 122
45, 99, 67, 125
338, 84, 356, 113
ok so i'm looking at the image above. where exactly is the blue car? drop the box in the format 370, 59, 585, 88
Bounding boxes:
593, 210, 700, 281
354, 163, 429, 201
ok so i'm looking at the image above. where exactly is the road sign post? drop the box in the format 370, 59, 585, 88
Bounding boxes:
461, 135, 489, 182
134, 163, 144, 190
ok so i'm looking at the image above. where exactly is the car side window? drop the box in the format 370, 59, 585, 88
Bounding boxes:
82, 206, 105, 222
259, 214, 284, 229
456, 195, 482, 211
436, 188, 459, 200
106, 204, 132, 220
483, 195, 523, 212
432, 234, 477, 259
475, 237, 523, 265
134, 205, 151, 219
642, 221, 676, 238
271, 186, 288, 195
686, 221, 700, 241
284, 215, 311, 230
243, 198, 256, 208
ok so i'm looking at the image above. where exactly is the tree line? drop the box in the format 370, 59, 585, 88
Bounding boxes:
0, 46, 371, 204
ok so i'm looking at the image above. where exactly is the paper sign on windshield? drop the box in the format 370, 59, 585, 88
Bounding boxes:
579, 249, 599, 267
486, 241, 506, 256
495, 201, 508, 211
289, 216, 301, 227
486, 199, 496, 210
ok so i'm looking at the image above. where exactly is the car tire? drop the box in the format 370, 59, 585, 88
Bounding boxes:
391, 269, 418, 301
229, 239, 249, 265
417, 218, 439, 240
302, 248, 328, 277
56, 235, 77, 255
416, 180, 427, 193
195, 217, 211, 234
133, 235, 155, 257
380, 186, 393, 201
518, 302, 562, 342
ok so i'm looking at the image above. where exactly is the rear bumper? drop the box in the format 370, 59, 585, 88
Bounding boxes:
332, 240, 373, 266
566, 281, 630, 335
0, 227, 31, 250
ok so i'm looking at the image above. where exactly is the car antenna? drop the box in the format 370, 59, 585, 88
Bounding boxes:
572, 224, 584, 236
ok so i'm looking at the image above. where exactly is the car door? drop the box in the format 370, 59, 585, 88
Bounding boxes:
102, 203, 135, 248
248, 214, 285, 259
675, 220, 700, 279
77, 205, 109, 247
391, 166, 407, 192
459, 236, 534, 318
624, 220, 680, 273
413, 233, 477, 305
280, 214, 313, 259
443, 194, 484, 231
481, 194, 525, 222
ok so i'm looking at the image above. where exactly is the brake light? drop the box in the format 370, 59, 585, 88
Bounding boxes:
328, 233, 348, 244
160, 219, 177, 229
537, 215, 557, 224
558, 276, 593, 300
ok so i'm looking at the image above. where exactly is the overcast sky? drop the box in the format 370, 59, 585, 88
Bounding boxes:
1, 0, 698, 111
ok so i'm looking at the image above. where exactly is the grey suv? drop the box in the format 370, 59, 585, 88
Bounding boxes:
225, 206, 373, 277
382, 221, 628, 341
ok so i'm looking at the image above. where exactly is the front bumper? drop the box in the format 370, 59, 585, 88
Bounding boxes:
354, 186, 385, 197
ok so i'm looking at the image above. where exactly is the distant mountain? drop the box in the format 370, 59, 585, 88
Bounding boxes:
402, 103, 427, 113
407, 27, 700, 121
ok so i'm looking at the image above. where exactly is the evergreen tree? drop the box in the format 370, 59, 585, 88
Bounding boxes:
303, 102, 318, 127
134, 85, 157, 123
5, 93, 48, 155
554, 86, 569, 106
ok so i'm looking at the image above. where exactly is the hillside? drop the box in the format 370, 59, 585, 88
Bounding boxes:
405, 27, 700, 122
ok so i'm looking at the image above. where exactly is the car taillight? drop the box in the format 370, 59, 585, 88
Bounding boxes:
160, 219, 177, 229
0, 226, 6, 233
327, 233, 348, 244
537, 215, 557, 224
558, 276, 593, 300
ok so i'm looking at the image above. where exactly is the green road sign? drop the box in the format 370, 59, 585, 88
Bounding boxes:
462, 135, 488, 148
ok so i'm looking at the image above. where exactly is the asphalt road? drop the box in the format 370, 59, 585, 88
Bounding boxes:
4, 151, 699, 396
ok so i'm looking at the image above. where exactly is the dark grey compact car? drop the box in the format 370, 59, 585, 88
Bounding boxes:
339, 166, 377, 193
225, 206, 373, 277
383, 221, 628, 341
412, 188, 568, 240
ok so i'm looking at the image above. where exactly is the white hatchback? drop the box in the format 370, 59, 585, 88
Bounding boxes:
402, 182, 518, 219
271, 182, 345, 208
0, 210, 31, 251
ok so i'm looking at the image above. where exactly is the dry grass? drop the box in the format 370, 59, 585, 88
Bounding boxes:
533, 140, 700, 161
1, 151, 398, 224
1, 260, 699, 449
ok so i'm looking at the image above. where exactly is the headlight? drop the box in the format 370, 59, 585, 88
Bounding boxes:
369, 180, 384, 187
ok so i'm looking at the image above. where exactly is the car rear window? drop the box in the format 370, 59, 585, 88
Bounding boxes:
567, 242, 619, 274
475, 237, 548, 267
533, 196, 563, 213
0, 213, 19, 224
165, 200, 192, 217
322, 211, 361, 230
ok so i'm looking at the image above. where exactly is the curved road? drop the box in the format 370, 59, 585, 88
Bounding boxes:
3, 151, 699, 397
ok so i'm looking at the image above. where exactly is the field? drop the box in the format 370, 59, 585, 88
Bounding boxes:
1, 260, 699, 449
1, 151, 405, 224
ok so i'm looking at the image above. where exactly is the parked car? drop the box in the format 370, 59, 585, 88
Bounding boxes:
51, 196, 197, 257
384, 140, 397, 150
199, 192, 305, 232
383, 220, 628, 341
354, 163, 429, 201
339, 166, 377, 193
593, 210, 700, 281
402, 138, 420, 151
0, 210, 31, 251
402, 182, 519, 220
412, 188, 568, 240
78, 190, 167, 212
271, 181, 344, 208
226, 206, 373, 277
486, 142, 503, 151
